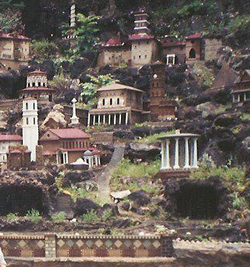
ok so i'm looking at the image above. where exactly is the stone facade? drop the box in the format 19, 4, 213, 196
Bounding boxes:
88, 83, 144, 126
0, 31, 30, 70
204, 38, 223, 62
0, 234, 174, 258
185, 33, 202, 63
7, 145, 31, 170
150, 62, 177, 121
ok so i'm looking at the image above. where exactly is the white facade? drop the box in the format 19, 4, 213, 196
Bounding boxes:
26, 73, 47, 88
22, 99, 39, 162
0, 140, 21, 163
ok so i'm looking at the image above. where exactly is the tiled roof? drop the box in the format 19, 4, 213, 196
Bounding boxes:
28, 70, 47, 75
0, 135, 22, 142
20, 87, 55, 92
185, 33, 202, 40
97, 83, 144, 93
162, 41, 186, 47
0, 31, 30, 41
129, 34, 155, 41
50, 128, 90, 140
102, 35, 125, 47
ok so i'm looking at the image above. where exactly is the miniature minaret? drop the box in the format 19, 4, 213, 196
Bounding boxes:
70, 98, 79, 124
70, 0, 76, 28
22, 98, 39, 162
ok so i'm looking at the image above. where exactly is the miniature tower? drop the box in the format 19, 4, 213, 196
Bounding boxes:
134, 8, 150, 35
22, 98, 39, 162
70, 0, 77, 28
70, 98, 80, 125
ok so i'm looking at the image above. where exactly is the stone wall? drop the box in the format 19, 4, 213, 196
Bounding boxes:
92, 132, 113, 145
0, 234, 174, 259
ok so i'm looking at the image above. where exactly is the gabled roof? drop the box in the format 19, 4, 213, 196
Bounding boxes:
28, 70, 47, 76
211, 64, 238, 90
0, 31, 30, 41
97, 83, 144, 93
47, 128, 90, 140
129, 34, 155, 41
186, 33, 202, 40
162, 41, 186, 47
0, 135, 22, 142
234, 70, 250, 84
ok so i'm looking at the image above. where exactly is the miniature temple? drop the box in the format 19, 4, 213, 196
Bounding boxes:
88, 83, 144, 126
158, 131, 200, 179
19, 70, 55, 104
232, 70, 250, 104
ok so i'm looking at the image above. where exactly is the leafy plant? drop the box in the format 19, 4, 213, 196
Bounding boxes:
31, 39, 59, 61
0, 9, 23, 32
240, 113, 250, 121
51, 212, 66, 223
25, 209, 42, 223
7, 213, 18, 221
136, 130, 175, 144
82, 210, 98, 223
102, 209, 113, 222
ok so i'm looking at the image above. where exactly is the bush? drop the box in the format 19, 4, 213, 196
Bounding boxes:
7, 213, 18, 221
82, 210, 98, 223
51, 212, 66, 223
31, 39, 59, 61
102, 209, 113, 222
25, 209, 42, 223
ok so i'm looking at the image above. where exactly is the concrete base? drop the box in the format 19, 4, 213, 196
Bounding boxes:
157, 170, 191, 180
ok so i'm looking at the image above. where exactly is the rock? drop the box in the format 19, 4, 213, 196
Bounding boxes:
214, 114, 238, 128
110, 190, 131, 202
128, 190, 150, 207
75, 181, 98, 192
196, 102, 220, 119
99, 203, 119, 217
131, 126, 151, 137
62, 171, 93, 187
121, 201, 130, 211
113, 130, 135, 140
74, 198, 100, 216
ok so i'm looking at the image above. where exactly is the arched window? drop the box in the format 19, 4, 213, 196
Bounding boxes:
110, 98, 113, 106
32, 82, 35, 87
103, 99, 105, 106
189, 48, 196, 59
117, 98, 120, 105
26, 103, 28, 110
38, 82, 41, 87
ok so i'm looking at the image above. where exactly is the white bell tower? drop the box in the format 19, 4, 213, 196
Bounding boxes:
22, 98, 39, 162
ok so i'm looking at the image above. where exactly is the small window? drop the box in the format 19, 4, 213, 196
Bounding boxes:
32, 82, 35, 87
145, 55, 147, 58
103, 99, 105, 106
26, 118, 29, 125
26, 103, 28, 110
139, 55, 141, 59
38, 82, 41, 87
33, 103, 36, 110
33, 118, 36, 125
110, 98, 113, 105
117, 98, 120, 105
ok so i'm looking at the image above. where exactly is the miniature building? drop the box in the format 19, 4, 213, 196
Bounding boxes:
19, 70, 55, 104
22, 98, 39, 162
129, 9, 159, 67
158, 131, 199, 179
0, 134, 22, 170
160, 36, 186, 65
98, 34, 131, 67
83, 150, 101, 169
185, 33, 202, 63
88, 83, 144, 126
150, 62, 177, 121
39, 128, 91, 164
204, 38, 223, 62
205, 64, 238, 95
7, 145, 31, 170
0, 31, 30, 70
232, 70, 250, 104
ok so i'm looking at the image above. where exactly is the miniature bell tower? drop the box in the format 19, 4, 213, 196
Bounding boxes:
22, 98, 39, 162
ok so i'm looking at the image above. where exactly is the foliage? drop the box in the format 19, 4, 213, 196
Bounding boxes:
25, 210, 42, 223
240, 113, 250, 121
82, 210, 98, 223
51, 212, 66, 223
63, 13, 100, 57
227, 14, 250, 34
0, 0, 24, 9
193, 63, 215, 88
0, 9, 23, 32
136, 130, 175, 144
102, 209, 113, 222
7, 213, 18, 221
30, 39, 59, 61
110, 159, 161, 194
80, 74, 117, 108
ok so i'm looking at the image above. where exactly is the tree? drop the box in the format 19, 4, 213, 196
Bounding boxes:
30, 39, 59, 61
0, 0, 25, 9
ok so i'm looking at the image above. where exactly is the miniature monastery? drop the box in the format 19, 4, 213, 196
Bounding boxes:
19, 70, 55, 104
0, 30, 30, 70
158, 131, 200, 179
98, 8, 223, 68
232, 70, 250, 104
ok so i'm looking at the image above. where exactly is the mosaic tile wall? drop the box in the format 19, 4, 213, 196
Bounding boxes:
0, 234, 174, 258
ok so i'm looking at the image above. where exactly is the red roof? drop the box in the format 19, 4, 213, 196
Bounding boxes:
0, 135, 22, 142
129, 34, 155, 41
0, 31, 30, 41
9, 149, 22, 154
50, 128, 90, 140
43, 150, 56, 156
162, 41, 186, 47
58, 148, 92, 152
185, 33, 202, 40
28, 70, 47, 76
20, 87, 55, 92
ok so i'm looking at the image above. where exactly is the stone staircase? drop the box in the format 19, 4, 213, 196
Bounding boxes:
97, 143, 125, 203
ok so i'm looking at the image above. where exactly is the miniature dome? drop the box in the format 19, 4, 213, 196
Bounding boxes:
71, 158, 89, 166
83, 150, 92, 157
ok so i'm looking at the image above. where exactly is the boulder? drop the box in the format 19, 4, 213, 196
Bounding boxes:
214, 114, 238, 128
128, 190, 150, 207
74, 198, 100, 216
62, 171, 93, 187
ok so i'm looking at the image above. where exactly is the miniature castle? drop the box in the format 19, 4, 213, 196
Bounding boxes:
0, 30, 30, 70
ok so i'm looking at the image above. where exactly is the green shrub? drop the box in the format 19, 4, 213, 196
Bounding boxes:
227, 15, 250, 33
240, 113, 250, 121
51, 212, 66, 223
31, 39, 59, 61
82, 210, 98, 223
136, 130, 175, 144
102, 209, 113, 222
7, 213, 18, 221
25, 210, 42, 223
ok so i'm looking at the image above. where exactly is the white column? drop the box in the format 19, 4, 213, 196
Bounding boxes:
87, 113, 91, 126
192, 138, 198, 168
125, 112, 129, 125
70, 98, 79, 124
173, 138, 180, 169
165, 139, 171, 169
184, 138, 190, 169
56, 153, 59, 164
161, 140, 166, 170
238, 94, 240, 102
98, 156, 101, 166
114, 114, 117, 125
244, 93, 247, 102
108, 114, 111, 125
119, 113, 122, 125
93, 115, 96, 125
103, 114, 106, 124
98, 115, 101, 125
